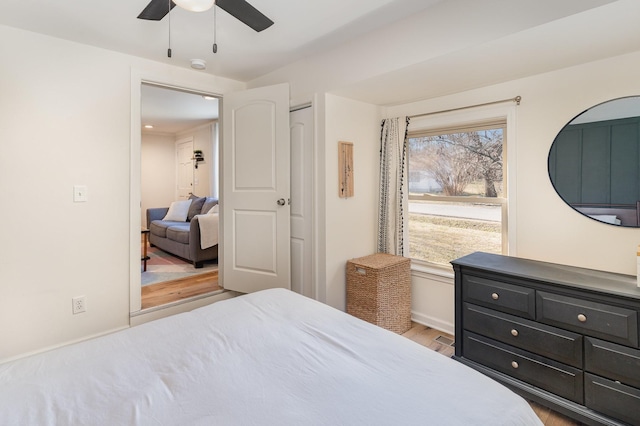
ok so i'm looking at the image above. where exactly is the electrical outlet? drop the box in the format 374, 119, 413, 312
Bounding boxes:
72, 296, 86, 314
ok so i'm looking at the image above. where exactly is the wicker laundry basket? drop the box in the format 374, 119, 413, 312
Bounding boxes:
346, 253, 411, 334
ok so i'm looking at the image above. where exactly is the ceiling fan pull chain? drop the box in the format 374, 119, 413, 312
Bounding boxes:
212, 1, 218, 53
167, 0, 172, 57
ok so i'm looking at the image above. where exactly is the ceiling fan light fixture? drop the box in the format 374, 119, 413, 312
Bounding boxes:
173, 0, 215, 12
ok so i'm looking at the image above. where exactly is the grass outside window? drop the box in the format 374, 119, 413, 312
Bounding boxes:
408, 211, 501, 267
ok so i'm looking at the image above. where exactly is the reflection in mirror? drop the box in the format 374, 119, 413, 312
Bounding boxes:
548, 96, 640, 227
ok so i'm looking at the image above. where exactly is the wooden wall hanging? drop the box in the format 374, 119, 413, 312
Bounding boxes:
338, 141, 354, 198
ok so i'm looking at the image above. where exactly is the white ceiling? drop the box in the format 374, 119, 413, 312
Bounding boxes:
0, 0, 441, 81
331, 0, 638, 106
141, 84, 219, 134
0, 0, 441, 133
2, 0, 633, 132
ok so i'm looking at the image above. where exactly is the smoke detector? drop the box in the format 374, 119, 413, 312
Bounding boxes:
190, 59, 206, 70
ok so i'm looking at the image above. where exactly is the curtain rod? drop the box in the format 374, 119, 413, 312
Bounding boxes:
409, 96, 521, 119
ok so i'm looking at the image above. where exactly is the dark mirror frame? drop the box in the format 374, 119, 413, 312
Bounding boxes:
548, 96, 640, 227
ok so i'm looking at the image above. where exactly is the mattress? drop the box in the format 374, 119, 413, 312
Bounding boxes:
0, 288, 542, 425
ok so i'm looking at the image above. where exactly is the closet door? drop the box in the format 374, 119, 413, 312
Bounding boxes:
221, 83, 291, 293
290, 106, 314, 298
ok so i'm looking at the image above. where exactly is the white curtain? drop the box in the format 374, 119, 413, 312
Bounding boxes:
377, 117, 410, 255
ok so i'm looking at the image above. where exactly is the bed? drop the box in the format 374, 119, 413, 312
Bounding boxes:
0, 289, 542, 425
573, 201, 640, 226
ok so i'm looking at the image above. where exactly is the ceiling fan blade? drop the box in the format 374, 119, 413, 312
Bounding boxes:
216, 0, 274, 32
138, 0, 177, 21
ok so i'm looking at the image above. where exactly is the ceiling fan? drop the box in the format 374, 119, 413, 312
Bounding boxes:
137, 0, 274, 32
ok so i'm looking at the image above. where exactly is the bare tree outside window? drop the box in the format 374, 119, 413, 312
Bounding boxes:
408, 126, 505, 267
409, 129, 502, 197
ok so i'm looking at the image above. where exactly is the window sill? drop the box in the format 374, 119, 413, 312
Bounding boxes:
410, 260, 454, 280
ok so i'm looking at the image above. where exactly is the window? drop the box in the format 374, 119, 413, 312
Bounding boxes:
407, 120, 507, 268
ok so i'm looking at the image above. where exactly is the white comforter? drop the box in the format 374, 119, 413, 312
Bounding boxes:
0, 289, 542, 425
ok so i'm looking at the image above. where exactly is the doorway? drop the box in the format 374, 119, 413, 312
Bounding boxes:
139, 83, 222, 310
130, 78, 318, 318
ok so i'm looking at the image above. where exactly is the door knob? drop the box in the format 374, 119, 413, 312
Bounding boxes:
277, 198, 286, 206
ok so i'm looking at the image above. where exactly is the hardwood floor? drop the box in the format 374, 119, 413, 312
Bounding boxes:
141, 271, 222, 309
401, 323, 581, 426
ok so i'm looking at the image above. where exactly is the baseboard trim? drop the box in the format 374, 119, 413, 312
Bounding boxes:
130, 290, 239, 326
411, 311, 454, 336
1, 325, 130, 365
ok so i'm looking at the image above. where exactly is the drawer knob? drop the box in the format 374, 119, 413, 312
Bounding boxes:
511, 361, 519, 369
491, 292, 499, 300
511, 329, 519, 337
577, 313, 587, 322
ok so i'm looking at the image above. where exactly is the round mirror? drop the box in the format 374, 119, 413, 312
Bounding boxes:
548, 96, 640, 227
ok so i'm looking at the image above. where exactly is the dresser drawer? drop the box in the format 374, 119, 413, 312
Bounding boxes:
463, 332, 583, 403
585, 373, 640, 426
536, 291, 639, 347
585, 337, 640, 389
463, 303, 582, 368
462, 275, 535, 319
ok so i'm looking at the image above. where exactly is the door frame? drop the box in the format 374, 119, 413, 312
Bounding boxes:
129, 70, 226, 315
129, 71, 321, 317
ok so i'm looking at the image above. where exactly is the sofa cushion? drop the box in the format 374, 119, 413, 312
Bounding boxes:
166, 225, 190, 244
150, 220, 184, 238
202, 197, 219, 214
187, 196, 207, 221
163, 200, 192, 222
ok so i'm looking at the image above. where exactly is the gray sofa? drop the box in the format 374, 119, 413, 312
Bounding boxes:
146, 197, 219, 268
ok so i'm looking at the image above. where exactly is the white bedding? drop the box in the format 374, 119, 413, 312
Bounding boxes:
0, 289, 542, 425
587, 214, 622, 225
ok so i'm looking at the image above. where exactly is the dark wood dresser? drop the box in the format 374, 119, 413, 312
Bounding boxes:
452, 252, 640, 426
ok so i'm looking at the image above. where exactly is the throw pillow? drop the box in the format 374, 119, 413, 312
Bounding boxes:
163, 199, 192, 222
187, 196, 207, 221
202, 197, 219, 214
207, 204, 219, 214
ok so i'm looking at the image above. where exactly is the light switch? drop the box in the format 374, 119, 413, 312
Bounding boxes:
74, 185, 88, 202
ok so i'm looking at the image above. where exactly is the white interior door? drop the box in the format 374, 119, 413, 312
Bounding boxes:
176, 137, 194, 199
221, 83, 291, 293
290, 106, 314, 298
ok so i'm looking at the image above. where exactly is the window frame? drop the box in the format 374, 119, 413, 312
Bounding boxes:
404, 103, 517, 272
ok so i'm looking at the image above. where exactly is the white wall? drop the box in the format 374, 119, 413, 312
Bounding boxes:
250, 10, 640, 333
253, 25, 640, 334
322, 94, 382, 310
389, 50, 640, 274
0, 24, 244, 362
141, 133, 176, 226
386, 50, 640, 334
4, 7, 640, 360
